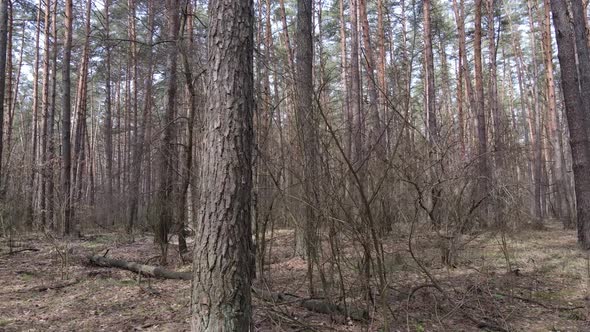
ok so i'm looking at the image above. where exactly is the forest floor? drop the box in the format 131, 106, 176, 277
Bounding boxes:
0, 221, 589, 331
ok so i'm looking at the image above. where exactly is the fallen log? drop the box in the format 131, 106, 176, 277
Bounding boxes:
252, 287, 368, 322
88, 255, 191, 280
87, 255, 368, 321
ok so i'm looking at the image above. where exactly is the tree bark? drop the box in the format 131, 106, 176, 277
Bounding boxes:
190, 0, 255, 329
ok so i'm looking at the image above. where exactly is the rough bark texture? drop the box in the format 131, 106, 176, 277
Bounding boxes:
551, 0, 590, 248
190, 0, 255, 329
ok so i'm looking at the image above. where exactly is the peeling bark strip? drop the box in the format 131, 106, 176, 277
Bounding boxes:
190, 0, 255, 329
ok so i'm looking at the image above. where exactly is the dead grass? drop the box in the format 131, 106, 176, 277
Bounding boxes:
0, 222, 588, 331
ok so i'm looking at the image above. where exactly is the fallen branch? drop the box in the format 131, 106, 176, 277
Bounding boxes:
496, 292, 585, 311
16, 279, 80, 293
3, 248, 40, 255
87, 255, 368, 321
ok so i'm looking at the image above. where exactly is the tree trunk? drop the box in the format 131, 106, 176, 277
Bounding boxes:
544, 0, 570, 225
157, 0, 179, 265
61, 0, 73, 235
0, 0, 9, 194
423, 0, 437, 143
551, 0, 590, 249
27, 1, 42, 228
487, 0, 502, 170
528, 0, 544, 226
474, 0, 491, 221
104, 0, 114, 226
190, 0, 254, 328
359, 0, 382, 152
295, 0, 319, 296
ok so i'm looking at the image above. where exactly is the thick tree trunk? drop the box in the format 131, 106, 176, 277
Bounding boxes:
551, 0, 590, 248
190, 0, 255, 329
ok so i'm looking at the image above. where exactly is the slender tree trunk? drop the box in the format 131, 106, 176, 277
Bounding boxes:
128, 0, 154, 235
359, 0, 382, 152
40, 0, 52, 227
423, 0, 437, 143
62, 0, 74, 236
73, 0, 92, 223
47, 0, 58, 228
157, 0, 180, 265
177, 0, 196, 254
0, 0, 9, 194
528, 0, 544, 226
474, 0, 491, 221
349, 0, 363, 167
453, 0, 478, 155
544, 0, 570, 225
339, 0, 351, 157
126, 0, 139, 235
27, 1, 42, 228
487, 0, 502, 169
104, 0, 114, 226
295, 0, 319, 297
190, 0, 254, 328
